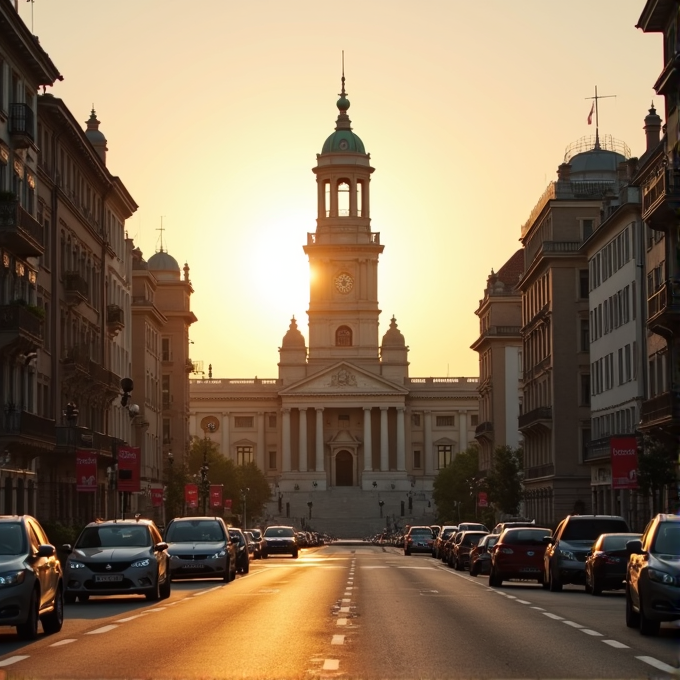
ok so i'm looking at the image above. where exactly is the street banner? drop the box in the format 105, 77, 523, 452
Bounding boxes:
117, 446, 141, 493
150, 488, 164, 507
478, 491, 488, 508
610, 436, 639, 489
185, 484, 198, 508
210, 484, 223, 510
224, 498, 232, 511
76, 450, 97, 493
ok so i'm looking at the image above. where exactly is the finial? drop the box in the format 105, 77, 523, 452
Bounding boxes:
157, 216, 166, 253
340, 50, 346, 98
208, 363, 213, 379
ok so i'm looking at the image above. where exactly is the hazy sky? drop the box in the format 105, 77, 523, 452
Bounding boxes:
21, 1, 660, 379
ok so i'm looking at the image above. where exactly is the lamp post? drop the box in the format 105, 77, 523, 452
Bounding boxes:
200, 452, 209, 515
241, 487, 249, 529
379, 500, 384, 518
307, 500, 313, 520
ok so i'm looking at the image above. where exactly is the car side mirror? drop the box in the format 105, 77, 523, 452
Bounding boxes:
154, 542, 169, 552
542, 536, 553, 545
626, 539, 643, 555
36, 544, 55, 558
62, 544, 73, 554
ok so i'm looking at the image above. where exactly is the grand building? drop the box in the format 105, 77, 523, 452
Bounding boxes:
189, 79, 478, 536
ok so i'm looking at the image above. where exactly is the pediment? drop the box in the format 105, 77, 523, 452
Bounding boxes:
279, 362, 408, 396
328, 429, 362, 445
433, 436, 456, 445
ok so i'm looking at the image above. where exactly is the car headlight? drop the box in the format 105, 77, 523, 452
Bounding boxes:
68, 560, 86, 570
648, 568, 677, 586
558, 549, 577, 561
208, 550, 226, 559
0, 570, 26, 587
131, 558, 151, 568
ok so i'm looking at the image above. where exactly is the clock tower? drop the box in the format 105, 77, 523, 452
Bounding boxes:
303, 74, 384, 371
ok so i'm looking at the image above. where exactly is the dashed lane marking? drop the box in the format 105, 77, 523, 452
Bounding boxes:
341, 598, 351, 603
86, 625, 119, 634
339, 606, 350, 613
516, 600, 531, 604
50, 639, 76, 647
563, 621, 585, 628
331, 635, 345, 645
530, 606, 546, 611
0, 656, 29, 667
603, 640, 630, 649
322, 659, 340, 671
581, 629, 603, 636
636, 656, 679, 674
336, 618, 348, 626
542, 613, 564, 620
115, 615, 146, 622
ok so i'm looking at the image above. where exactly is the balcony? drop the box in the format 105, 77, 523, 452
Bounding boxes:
584, 436, 613, 463
55, 426, 119, 457
518, 406, 552, 431
640, 391, 680, 430
0, 410, 55, 450
0, 304, 43, 352
62, 347, 122, 401
63, 272, 89, 306
647, 280, 680, 339
8, 103, 34, 148
474, 421, 494, 442
106, 304, 124, 337
0, 198, 44, 257
524, 463, 555, 480
641, 166, 680, 231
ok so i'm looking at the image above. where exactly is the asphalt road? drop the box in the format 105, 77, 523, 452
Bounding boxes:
0, 543, 677, 679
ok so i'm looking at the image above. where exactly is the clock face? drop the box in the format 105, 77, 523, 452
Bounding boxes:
338, 139, 349, 151
334, 272, 354, 294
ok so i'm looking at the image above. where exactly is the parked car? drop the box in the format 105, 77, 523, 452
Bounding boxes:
488, 527, 552, 586
64, 518, 170, 602
228, 528, 251, 574
262, 526, 299, 558
543, 514, 630, 591
490, 520, 535, 536
584, 532, 641, 595
432, 525, 458, 559
165, 516, 235, 582
457, 522, 489, 533
626, 513, 680, 636
0, 515, 64, 639
247, 529, 264, 559
404, 526, 434, 556
450, 530, 488, 570
440, 531, 460, 564
469, 533, 499, 576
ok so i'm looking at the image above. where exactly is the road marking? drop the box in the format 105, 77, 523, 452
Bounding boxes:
0, 656, 29, 667
516, 600, 531, 604
542, 613, 564, 620
87, 625, 119, 634
336, 618, 348, 626
530, 606, 545, 611
323, 659, 340, 671
603, 640, 629, 649
339, 606, 350, 613
503, 594, 517, 599
341, 598, 351, 603
50, 639, 76, 647
581, 629, 603, 636
145, 607, 166, 612
344, 591, 352, 596
331, 635, 345, 645
636, 656, 678, 674
115, 615, 146, 622
193, 586, 221, 597
257, 589, 280, 594
563, 621, 584, 628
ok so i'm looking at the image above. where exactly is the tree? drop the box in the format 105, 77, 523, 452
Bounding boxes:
638, 435, 677, 514
232, 462, 273, 527
432, 447, 480, 523
485, 445, 524, 518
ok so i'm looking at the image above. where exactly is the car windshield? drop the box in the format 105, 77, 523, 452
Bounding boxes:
501, 529, 551, 544
76, 525, 151, 549
264, 527, 294, 538
0, 523, 26, 555
561, 519, 629, 541
652, 524, 680, 555
166, 520, 224, 543
600, 534, 640, 551
409, 529, 433, 537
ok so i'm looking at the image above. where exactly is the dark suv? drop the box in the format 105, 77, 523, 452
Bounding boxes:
543, 514, 630, 591
626, 513, 680, 636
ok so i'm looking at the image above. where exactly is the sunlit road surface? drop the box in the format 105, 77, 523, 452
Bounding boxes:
0, 543, 676, 680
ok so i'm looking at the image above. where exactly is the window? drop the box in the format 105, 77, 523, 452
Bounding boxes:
338, 414, 350, 429
336, 326, 352, 347
411, 413, 421, 427
337, 180, 350, 216
470, 414, 478, 427
235, 416, 254, 428
436, 416, 455, 427
580, 319, 589, 351
580, 374, 590, 406
236, 446, 253, 465
437, 445, 452, 469
162, 418, 171, 444
162, 338, 171, 361
268, 451, 277, 470
413, 450, 421, 469
161, 375, 170, 408
579, 270, 589, 299
582, 219, 594, 241
268, 414, 277, 428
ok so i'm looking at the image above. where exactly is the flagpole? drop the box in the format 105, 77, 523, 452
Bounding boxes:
585, 86, 616, 151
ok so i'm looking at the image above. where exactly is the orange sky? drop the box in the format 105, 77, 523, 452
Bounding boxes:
20, 0, 661, 378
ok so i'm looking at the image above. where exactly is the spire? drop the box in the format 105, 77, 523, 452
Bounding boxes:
84, 106, 107, 164
335, 51, 352, 131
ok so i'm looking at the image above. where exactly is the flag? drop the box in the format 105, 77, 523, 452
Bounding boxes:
587, 102, 594, 125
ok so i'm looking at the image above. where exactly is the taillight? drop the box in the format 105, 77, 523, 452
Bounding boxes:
603, 555, 620, 564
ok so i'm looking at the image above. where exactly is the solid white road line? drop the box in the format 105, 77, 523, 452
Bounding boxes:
0, 656, 29, 667
636, 656, 678, 674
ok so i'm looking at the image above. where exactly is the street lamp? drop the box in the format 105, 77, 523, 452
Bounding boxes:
378, 500, 384, 518
199, 455, 209, 515
307, 500, 313, 520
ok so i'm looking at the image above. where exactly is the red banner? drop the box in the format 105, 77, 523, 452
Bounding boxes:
117, 446, 141, 493
185, 484, 198, 508
611, 437, 639, 489
224, 498, 232, 511
76, 450, 97, 493
210, 484, 223, 510
478, 491, 488, 508
150, 488, 164, 507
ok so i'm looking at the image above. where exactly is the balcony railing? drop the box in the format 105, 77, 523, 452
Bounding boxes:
474, 421, 494, 436
640, 391, 679, 427
55, 426, 119, 455
584, 436, 613, 462
518, 406, 552, 429
524, 463, 555, 480
647, 280, 680, 336
8, 103, 34, 146
64, 272, 89, 303
0, 410, 55, 444
0, 304, 43, 344
0, 199, 44, 257
106, 304, 124, 337
641, 166, 680, 229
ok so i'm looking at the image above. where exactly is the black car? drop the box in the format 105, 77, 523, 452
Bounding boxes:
165, 517, 236, 582
626, 513, 680, 636
262, 526, 298, 558
228, 528, 250, 574
247, 529, 264, 559
584, 532, 641, 595
0, 515, 64, 639
64, 518, 170, 602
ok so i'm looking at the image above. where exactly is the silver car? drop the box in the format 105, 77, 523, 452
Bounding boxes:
63, 519, 171, 602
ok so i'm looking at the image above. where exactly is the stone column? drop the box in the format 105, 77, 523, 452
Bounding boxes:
458, 411, 468, 451
363, 407, 373, 471
315, 408, 324, 472
221, 412, 230, 460
380, 407, 389, 471
282, 408, 291, 472
424, 410, 433, 474
299, 408, 308, 472
396, 406, 406, 471
257, 412, 265, 470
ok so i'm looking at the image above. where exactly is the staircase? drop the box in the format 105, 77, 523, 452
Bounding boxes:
263, 487, 436, 538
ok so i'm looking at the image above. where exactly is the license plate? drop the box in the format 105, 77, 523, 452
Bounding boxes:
94, 574, 123, 582
520, 567, 540, 572
182, 564, 204, 569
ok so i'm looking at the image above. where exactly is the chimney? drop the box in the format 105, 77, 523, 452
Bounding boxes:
644, 104, 662, 152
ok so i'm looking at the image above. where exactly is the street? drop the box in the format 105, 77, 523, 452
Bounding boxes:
0, 542, 677, 679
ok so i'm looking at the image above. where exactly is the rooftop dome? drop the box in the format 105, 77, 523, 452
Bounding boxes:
148, 250, 180, 272
321, 74, 366, 155
85, 108, 106, 146
281, 317, 306, 349
381, 316, 405, 347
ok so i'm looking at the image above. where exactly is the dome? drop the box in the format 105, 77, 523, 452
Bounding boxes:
322, 129, 366, 154
85, 108, 106, 146
281, 317, 306, 349
569, 148, 626, 180
381, 316, 405, 348
148, 251, 180, 272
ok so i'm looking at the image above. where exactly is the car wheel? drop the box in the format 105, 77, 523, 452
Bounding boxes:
470, 563, 479, 577
41, 583, 64, 635
590, 575, 602, 596
159, 574, 171, 600
17, 588, 39, 640
146, 573, 162, 601
639, 592, 660, 636
243, 560, 250, 574
454, 557, 463, 571
584, 571, 592, 594
548, 567, 563, 592
488, 569, 501, 587
625, 585, 640, 628
292, 550, 299, 559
